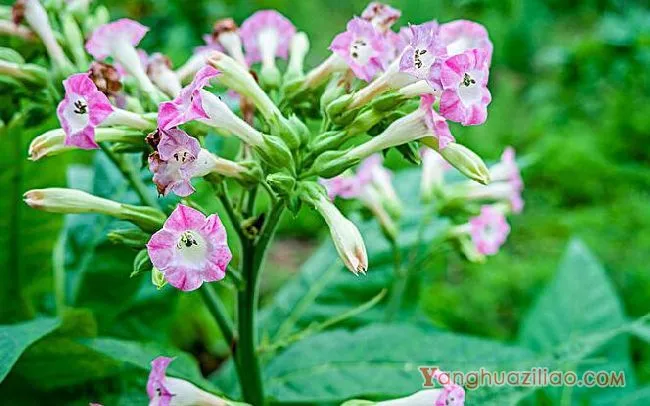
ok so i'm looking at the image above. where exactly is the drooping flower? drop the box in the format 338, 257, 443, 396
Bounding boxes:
330, 17, 388, 82
56, 73, 114, 149
361, 2, 401, 32
147, 204, 232, 291
85, 19, 158, 95
439, 48, 491, 126
399, 23, 446, 89
439, 19, 493, 62
157, 65, 219, 130
469, 205, 510, 255
148, 128, 201, 197
240, 10, 295, 63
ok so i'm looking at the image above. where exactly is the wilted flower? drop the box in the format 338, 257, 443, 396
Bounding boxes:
440, 48, 491, 126
147, 204, 232, 291
439, 19, 493, 62
330, 17, 388, 82
57, 73, 114, 149
361, 2, 401, 32
469, 205, 510, 255
88, 61, 123, 96
158, 65, 219, 130
399, 23, 446, 89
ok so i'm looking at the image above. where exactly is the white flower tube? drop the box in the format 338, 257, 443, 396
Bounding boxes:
22, 0, 74, 72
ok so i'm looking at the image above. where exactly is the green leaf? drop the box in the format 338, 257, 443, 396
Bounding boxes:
0, 317, 60, 383
82, 337, 219, 392
263, 323, 536, 404
619, 386, 650, 405
0, 113, 69, 322
518, 238, 636, 402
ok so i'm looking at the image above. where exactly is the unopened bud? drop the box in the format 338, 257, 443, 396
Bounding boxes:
28, 128, 144, 161
266, 172, 296, 197
310, 150, 359, 179
268, 113, 301, 150
326, 94, 353, 118
61, 12, 88, 69
107, 227, 150, 249
285, 32, 310, 82
429, 141, 490, 185
24, 188, 165, 231
257, 135, 295, 171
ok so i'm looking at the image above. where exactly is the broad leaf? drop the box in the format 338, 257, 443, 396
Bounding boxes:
0, 317, 60, 383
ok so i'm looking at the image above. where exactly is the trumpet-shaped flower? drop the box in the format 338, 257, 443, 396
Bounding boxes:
86, 19, 158, 94
361, 2, 401, 32
439, 19, 493, 62
439, 48, 491, 126
56, 73, 114, 149
147, 357, 174, 406
240, 10, 295, 63
147, 204, 231, 291
469, 205, 510, 255
146, 52, 182, 98
208, 18, 247, 67
158, 65, 219, 130
399, 23, 446, 89
148, 128, 201, 197
330, 17, 388, 82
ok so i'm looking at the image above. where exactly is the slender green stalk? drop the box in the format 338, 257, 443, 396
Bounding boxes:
385, 240, 407, 321
100, 144, 161, 210
215, 182, 245, 242
199, 284, 236, 346
236, 201, 285, 405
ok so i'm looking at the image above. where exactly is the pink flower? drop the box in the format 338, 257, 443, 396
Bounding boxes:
85, 18, 148, 59
439, 19, 493, 62
146, 356, 174, 406
469, 205, 510, 256
240, 10, 296, 64
421, 94, 455, 149
157, 65, 220, 130
439, 48, 491, 126
435, 383, 465, 406
330, 17, 388, 82
361, 2, 401, 32
147, 204, 232, 291
490, 147, 524, 213
148, 128, 201, 197
56, 73, 114, 149
399, 23, 446, 90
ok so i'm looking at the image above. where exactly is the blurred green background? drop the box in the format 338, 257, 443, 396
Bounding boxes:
105, 0, 650, 377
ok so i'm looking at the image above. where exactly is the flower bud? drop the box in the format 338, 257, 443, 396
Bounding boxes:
24, 188, 165, 231
268, 113, 301, 150
28, 128, 145, 161
257, 135, 295, 171
300, 182, 368, 274
132, 249, 152, 277
61, 12, 89, 69
326, 94, 353, 118
266, 172, 296, 197
107, 227, 150, 249
0, 60, 47, 84
426, 140, 490, 185
310, 150, 359, 179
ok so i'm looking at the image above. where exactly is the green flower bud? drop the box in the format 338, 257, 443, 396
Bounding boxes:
266, 172, 296, 197
107, 227, 150, 249
257, 135, 295, 172
151, 267, 167, 289
369, 90, 405, 112
310, 150, 359, 179
430, 141, 490, 185
61, 12, 88, 69
326, 94, 353, 118
0, 47, 26, 64
131, 249, 152, 277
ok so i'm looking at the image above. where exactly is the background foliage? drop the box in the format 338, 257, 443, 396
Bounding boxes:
1, 0, 650, 405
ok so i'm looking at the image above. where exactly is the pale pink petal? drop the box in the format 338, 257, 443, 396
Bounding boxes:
165, 204, 207, 232
85, 19, 149, 60
147, 229, 178, 270
240, 10, 296, 62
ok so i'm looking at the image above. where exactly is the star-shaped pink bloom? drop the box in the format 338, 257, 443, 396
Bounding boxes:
157, 65, 220, 130
85, 18, 148, 60
56, 73, 114, 149
399, 23, 447, 90
421, 94, 456, 149
146, 356, 175, 406
439, 19, 493, 63
361, 2, 401, 32
147, 204, 232, 291
240, 10, 296, 64
469, 205, 511, 256
148, 128, 201, 197
330, 17, 389, 82
439, 48, 492, 126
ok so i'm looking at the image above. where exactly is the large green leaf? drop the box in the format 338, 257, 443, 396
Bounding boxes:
518, 238, 636, 403
263, 323, 536, 405
0, 114, 68, 322
0, 317, 60, 383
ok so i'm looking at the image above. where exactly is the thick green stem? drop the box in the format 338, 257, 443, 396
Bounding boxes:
237, 201, 285, 405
